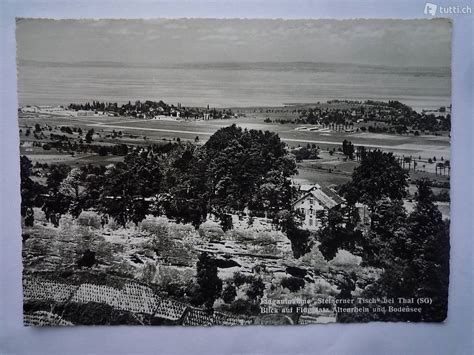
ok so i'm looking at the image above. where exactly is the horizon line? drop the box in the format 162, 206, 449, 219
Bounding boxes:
17, 59, 451, 71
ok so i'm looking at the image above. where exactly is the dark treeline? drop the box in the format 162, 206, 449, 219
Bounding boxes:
68, 100, 171, 114
41, 139, 130, 157
317, 150, 450, 322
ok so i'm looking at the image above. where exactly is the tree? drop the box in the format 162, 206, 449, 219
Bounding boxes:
341, 150, 408, 212
99, 148, 163, 226
20, 156, 42, 217
193, 253, 223, 310
159, 125, 297, 230
158, 144, 208, 228
306, 111, 317, 124
78, 249, 96, 268
292, 146, 319, 161
58, 167, 87, 217
59, 168, 83, 199
275, 209, 313, 258
335, 273, 357, 322
356, 198, 408, 267
203, 124, 296, 223
85, 129, 94, 143
342, 139, 355, 159
98, 146, 108, 156
41, 164, 71, 224
318, 206, 363, 261
337, 180, 450, 322
24, 207, 34, 227
405, 179, 450, 321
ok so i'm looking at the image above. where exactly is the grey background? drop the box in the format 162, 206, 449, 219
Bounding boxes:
0, 1, 472, 354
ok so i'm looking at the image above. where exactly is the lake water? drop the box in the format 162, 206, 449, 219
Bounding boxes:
17, 61, 451, 111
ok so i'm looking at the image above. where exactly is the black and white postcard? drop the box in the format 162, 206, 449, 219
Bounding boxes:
17, 18, 451, 326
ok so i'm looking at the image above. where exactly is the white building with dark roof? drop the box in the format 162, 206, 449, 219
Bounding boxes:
292, 184, 344, 230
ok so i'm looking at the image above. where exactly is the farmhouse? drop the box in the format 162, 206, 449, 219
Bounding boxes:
292, 184, 344, 230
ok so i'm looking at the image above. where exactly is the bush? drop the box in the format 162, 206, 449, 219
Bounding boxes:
139, 216, 170, 235
308, 278, 337, 297
233, 272, 252, 287
169, 222, 195, 240
77, 211, 102, 229
106, 217, 122, 231
198, 221, 224, 240
329, 250, 362, 267
230, 230, 254, 242
62, 302, 113, 325
77, 249, 96, 268
222, 284, 237, 304
281, 277, 305, 292
300, 244, 327, 269
246, 277, 265, 300
223, 299, 260, 316
155, 265, 195, 295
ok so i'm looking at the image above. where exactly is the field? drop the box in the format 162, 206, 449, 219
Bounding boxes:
20, 112, 450, 160
19, 111, 451, 199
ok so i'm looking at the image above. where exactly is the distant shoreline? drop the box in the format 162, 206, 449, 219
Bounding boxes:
18, 99, 451, 114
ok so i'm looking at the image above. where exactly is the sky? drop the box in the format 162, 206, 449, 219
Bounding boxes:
16, 18, 452, 67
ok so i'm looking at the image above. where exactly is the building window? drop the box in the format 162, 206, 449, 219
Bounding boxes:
309, 218, 313, 226
309, 199, 314, 205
